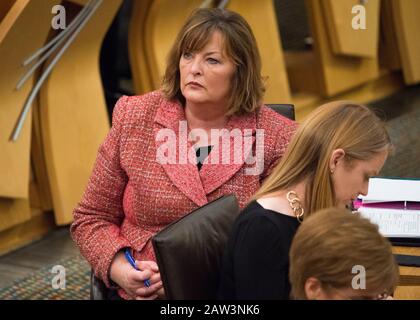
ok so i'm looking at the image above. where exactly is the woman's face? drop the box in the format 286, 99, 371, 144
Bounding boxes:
330, 149, 388, 209
179, 31, 236, 109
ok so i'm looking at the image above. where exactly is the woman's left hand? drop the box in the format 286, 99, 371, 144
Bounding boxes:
134, 260, 166, 300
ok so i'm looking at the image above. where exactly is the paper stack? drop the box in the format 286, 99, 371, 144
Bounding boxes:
357, 178, 420, 239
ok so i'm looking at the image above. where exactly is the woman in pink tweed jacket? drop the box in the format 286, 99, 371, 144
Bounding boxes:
71, 8, 296, 300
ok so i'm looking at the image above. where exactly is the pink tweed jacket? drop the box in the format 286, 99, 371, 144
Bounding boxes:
70, 90, 297, 290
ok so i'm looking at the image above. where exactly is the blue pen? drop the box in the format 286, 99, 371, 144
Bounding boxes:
124, 248, 151, 287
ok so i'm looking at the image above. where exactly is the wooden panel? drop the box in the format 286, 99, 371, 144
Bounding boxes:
67, 0, 89, 5
128, 0, 154, 94
0, 197, 31, 232
30, 97, 53, 211
226, 0, 291, 103
0, 0, 59, 198
29, 178, 42, 210
305, 0, 379, 96
39, 0, 122, 225
29, 165, 40, 209
393, 246, 420, 299
292, 71, 404, 122
322, 0, 380, 57
143, 0, 203, 90
0, 210, 55, 256
379, 0, 401, 71
394, 286, 420, 300
0, 0, 16, 24
392, 0, 420, 84
392, 246, 420, 286
285, 51, 320, 95
0, 0, 27, 43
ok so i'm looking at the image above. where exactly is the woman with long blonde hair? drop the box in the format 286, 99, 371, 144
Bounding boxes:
218, 101, 393, 300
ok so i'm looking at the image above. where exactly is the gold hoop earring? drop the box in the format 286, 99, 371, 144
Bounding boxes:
286, 191, 304, 223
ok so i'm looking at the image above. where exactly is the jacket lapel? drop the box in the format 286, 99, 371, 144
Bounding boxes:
154, 99, 208, 207
154, 98, 258, 202
199, 112, 257, 195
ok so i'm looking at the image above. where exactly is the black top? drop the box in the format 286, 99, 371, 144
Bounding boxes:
195, 145, 213, 171
218, 200, 300, 300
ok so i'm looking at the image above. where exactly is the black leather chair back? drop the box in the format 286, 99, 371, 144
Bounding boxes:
90, 270, 108, 300
266, 103, 295, 121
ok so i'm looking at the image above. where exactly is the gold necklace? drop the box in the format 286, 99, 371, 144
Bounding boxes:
286, 191, 304, 223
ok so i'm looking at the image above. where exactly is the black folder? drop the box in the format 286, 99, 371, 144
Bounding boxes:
152, 194, 240, 300
394, 254, 420, 267
390, 237, 420, 247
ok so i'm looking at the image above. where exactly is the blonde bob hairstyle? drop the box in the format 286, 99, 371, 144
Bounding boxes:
289, 207, 399, 300
252, 101, 392, 216
161, 8, 265, 116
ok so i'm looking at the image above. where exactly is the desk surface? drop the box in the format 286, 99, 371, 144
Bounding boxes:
393, 246, 420, 285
